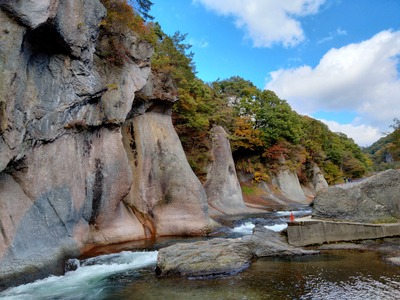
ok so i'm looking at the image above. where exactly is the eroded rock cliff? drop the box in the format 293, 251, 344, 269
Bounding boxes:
0, 0, 209, 287
205, 126, 255, 215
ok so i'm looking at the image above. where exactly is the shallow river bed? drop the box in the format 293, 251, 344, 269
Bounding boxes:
1, 209, 399, 300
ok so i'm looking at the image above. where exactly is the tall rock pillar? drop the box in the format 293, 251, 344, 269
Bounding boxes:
122, 71, 211, 236
205, 126, 251, 215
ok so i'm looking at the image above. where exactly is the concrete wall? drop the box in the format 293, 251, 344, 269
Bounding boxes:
287, 217, 400, 247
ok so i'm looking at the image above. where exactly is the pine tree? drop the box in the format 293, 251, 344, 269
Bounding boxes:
129, 0, 154, 20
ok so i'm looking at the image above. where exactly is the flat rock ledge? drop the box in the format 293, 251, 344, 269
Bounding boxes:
156, 225, 319, 278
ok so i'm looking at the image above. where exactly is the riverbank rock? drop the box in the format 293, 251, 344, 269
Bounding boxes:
205, 126, 256, 215
156, 225, 319, 277
244, 225, 319, 257
156, 238, 253, 277
272, 169, 309, 204
238, 164, 324, 209
0, 0, 209, 288
123, 106, 211, 237
312, 169, 400, 223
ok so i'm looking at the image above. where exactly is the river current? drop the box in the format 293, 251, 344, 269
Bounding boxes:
1, 208, 399, 299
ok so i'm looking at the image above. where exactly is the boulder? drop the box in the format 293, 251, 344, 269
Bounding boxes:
156, 238, 253, 278
156, 225, 318, 277
244, 225, 319, 257
312, 169, 400, 223
205, 126, 253, 214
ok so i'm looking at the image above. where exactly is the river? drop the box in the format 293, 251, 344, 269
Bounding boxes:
1, 208, 399, 299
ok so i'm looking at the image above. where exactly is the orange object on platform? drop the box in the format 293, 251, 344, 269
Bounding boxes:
290, 212, 295, 222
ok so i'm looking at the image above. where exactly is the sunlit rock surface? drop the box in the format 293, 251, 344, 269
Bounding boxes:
0, 0, 206, 287
205, 126, 255, 215
312, 169, 400, 223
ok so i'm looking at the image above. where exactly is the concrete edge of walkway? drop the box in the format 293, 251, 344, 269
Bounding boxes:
286, 217, 400, 247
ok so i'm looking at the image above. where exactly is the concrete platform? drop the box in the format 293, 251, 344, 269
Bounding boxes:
287, 217, 400, 247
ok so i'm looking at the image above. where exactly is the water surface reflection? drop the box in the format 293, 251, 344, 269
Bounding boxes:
118, 251, 400, 300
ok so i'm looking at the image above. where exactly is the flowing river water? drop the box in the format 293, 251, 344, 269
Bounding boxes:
1, 208, 400, 299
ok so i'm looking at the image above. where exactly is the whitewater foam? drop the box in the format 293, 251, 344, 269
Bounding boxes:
0, 251, 158, 300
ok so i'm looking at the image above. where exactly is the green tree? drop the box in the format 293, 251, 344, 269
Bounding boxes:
152, 30, 196, 85
365, 118, 400, 170
253, 90, 303, 146
128, 0, 154, 20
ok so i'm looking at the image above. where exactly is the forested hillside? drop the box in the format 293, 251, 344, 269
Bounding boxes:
105, 0, 371, 185
363, 119, 400, 171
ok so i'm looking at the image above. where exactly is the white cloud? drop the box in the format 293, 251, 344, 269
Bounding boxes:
266, 30, 400, 145
317, 27, 347, 44
318, 119, 383, 147
188, 38, 209, 48
193, 0, 326, 47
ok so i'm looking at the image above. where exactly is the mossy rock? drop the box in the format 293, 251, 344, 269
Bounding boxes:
372, 216, 399, 224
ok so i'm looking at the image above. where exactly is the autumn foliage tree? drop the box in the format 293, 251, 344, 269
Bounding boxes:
98, 0, 156, 65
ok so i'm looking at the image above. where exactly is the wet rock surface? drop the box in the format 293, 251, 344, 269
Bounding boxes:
156, 225, 319, 278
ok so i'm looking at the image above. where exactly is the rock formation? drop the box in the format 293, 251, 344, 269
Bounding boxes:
0, 0, 209, 287
0, 0, 330, 288
238, 163, 327, 208
205, 126, 253, 215
272, 169, 309, 203
121, 74, 211, 237
312, 169, 400, 223
310, 163, 329, 192
156, 225, 318, 277
301, 163, 329, 199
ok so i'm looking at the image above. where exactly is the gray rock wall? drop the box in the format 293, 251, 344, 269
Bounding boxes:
272, 169, 309, 204
312, 169, 400, 223
0, 0, 209, 287
205, 126, 251, 215
123, 106, 211, 237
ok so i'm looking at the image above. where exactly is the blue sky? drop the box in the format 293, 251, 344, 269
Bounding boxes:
151, 0, 400, 146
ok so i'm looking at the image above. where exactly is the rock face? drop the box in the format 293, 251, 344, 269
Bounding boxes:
156, 225, 318, 277
0, 1, 209, 287
156, 238, 253, 277
272, 169, 309, 204
205, 126, 251, 215
122, 101, 211, 237
245, 225, 319, 257
302, 164, 329, 199
239, 162, 328, 208
311, 163, 329, 192
312, 170, 400, 223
